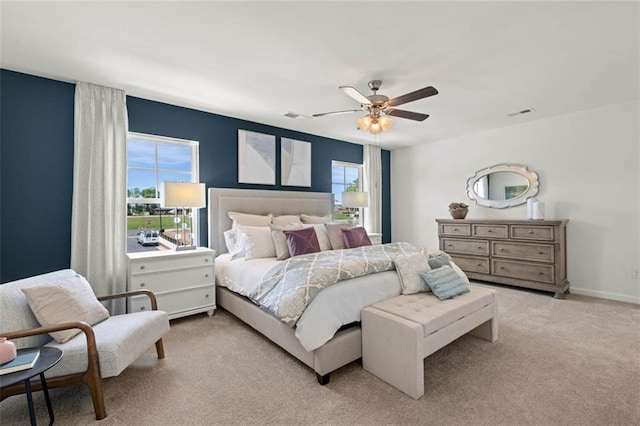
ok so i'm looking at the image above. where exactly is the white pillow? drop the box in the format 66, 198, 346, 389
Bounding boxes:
305, 224, 332, 251
237, 226, 276, 260
228, 211, 272, 228
21, 274, 110, 343
393, 252, 432, 295
300, 214, 332, 224
271, 215, 301, 226
224, 228, 245, 259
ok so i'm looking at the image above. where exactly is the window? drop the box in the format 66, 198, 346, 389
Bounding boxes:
331, 161, 363, 222
126, 132, 199, 253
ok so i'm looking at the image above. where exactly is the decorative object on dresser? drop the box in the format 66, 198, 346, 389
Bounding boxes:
160, 181, 206, 250
436, 219, 569, 299
127, 248, 216, 319
448, 202, 469, 219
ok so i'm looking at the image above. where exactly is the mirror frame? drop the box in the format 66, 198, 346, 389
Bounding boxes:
466, 164, 539, 209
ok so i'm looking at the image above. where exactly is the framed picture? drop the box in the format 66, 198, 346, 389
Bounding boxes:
238, 130, 276, 185
281, 138, 311, 187
505, 185, 528, 200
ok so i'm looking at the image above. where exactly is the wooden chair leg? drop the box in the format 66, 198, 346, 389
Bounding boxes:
155, 339, 165, 359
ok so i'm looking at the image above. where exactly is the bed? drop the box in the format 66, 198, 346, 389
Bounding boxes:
207, 187, 404, 384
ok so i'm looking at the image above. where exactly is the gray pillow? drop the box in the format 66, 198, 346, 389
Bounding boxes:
324, 223, 353, 250
428, 253, 451, 269
420, 266, 470, 300
393, 252, 431, 295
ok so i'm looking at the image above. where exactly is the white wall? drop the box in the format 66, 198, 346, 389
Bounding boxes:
392, 100, 640, 303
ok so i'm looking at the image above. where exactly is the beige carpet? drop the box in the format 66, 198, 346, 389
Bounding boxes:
1, 283, 639, 425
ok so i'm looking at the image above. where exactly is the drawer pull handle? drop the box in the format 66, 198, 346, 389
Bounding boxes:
477, 246, 483, 249
487, 229, 492, 232
140, 283, 145, 287
539, 272, 544, 275
140, 306, 146, 311
453, 228, 458, 231
499, 248, 504, 251
140, 266, 145, 270
205, 274, 209, 278
477, 264, 483, 267
538, 251, 545, 255
500, 267, 505, 270
205, 294, 209, 298
528, 231, 533, 234
205, 258, 210, 262
447, 244, 453, 247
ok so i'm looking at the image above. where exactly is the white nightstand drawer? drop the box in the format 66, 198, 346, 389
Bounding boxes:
130, 266, 214, 293
130, 286, 215, 317
130, 253, 213, 275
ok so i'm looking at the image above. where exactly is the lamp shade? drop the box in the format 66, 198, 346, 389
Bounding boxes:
160, 182, 206, 208
341, 191, 369, 208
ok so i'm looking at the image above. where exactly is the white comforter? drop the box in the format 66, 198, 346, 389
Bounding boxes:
215, 253, 401, 352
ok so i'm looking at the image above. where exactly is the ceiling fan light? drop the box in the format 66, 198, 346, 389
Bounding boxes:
357, 115, 372, 131
369, 121, 383, 134
379, 115, 394, 131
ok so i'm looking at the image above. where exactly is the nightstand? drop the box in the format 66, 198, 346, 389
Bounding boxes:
369, 233, 382, 245
127, 247, 216, 319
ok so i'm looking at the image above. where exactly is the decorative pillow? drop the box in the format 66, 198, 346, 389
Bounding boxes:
428, 250, 470, 284
305, 224, 332, 251
21, 274, 110, 343
224, 228, 245, 259
393, 252, 431, 295
342, 227, 372, 248
283, 227, 321, 257
237, 226, 276, 260
420, 265, 470, 300
300, 214, 332, 224
228, 211, 272, 228
271, 214, 301, 226
324, 223, 353, 250
270, 223, 304, 260
427, 253, 451, 269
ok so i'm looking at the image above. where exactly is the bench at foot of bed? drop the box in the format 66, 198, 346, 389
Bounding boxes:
361, 285, 498, 399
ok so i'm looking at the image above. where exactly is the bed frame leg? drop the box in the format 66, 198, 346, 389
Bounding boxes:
316, 373, 330, 385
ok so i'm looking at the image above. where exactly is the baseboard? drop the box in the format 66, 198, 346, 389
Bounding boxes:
569, 287, 640, 305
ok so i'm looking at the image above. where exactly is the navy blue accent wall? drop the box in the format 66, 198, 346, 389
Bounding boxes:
1, 70, 75, 282
0, 70, 392, 282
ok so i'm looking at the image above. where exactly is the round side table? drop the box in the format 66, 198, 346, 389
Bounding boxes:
0, 347, 63, 426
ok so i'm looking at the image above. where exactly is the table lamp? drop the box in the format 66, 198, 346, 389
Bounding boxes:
341, 191, 369, 226
160, 182, 206, 250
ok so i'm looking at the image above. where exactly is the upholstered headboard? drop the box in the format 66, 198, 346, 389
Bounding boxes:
208, 188, 334, 254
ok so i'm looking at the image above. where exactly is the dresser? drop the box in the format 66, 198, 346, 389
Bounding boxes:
127, 248, 216, 319
436, 219, 569, 298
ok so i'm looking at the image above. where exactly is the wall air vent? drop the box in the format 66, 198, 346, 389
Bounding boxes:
507, 108, 536, 117
283, 112, 312, 120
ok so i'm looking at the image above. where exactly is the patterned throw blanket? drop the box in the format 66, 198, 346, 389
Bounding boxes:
248, 242, 423, 326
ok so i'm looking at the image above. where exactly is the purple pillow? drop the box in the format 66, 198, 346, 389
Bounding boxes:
342, 227, 372, 248
283, 227, 321, 257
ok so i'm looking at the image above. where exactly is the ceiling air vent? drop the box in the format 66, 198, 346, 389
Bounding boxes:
283, 112, 312, 120
507, 108, 535, 117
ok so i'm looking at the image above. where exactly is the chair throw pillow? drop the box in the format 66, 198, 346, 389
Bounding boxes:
342, 227, 372, 248
420, 265, 470, 301
283, 227, 321, 257
21, 274, 110, 343
324, 223, 353, 250
393, 252, 432, 295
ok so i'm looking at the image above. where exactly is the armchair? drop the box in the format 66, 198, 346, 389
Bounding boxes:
0, 269, 170, 420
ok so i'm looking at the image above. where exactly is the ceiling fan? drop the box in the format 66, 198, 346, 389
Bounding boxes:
313, 80, 438, 134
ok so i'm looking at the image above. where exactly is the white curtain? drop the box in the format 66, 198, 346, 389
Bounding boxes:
71, 82, 128, 313
363, 144, 382, 234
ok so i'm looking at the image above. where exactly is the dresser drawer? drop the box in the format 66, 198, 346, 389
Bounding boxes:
440, 224, 471, 237
130, 286, 215, 315
472, 224, 508, 238
451, 256, 490, 274
492, 259, 555, 283
442, 238, 489, 256
130, 253, 214, 275
510, 225, 554, 241
130, 266, 214, 293
492, 242, 554, 263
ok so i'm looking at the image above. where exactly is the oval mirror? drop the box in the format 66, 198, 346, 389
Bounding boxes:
466, 164, 539, 208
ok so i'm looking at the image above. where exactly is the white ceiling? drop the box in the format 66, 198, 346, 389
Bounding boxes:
1, 1, 638, 149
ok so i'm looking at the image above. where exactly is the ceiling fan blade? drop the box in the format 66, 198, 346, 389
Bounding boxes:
312, 109, 361, 118
388, 86, 438, 107
339, 86, 372, 105
386, 109, 430, 121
